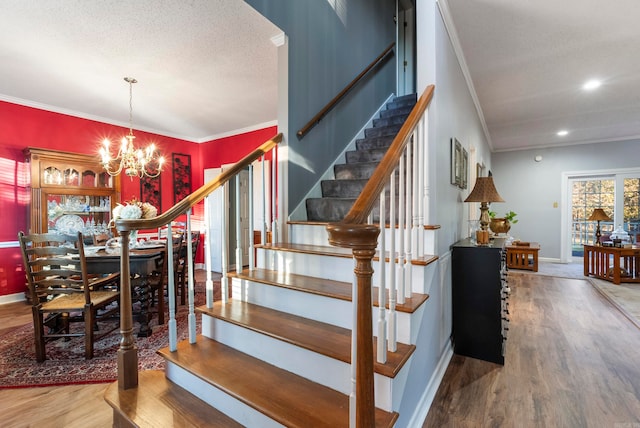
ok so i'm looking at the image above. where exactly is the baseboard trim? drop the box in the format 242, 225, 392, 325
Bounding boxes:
406, 341, 453, 427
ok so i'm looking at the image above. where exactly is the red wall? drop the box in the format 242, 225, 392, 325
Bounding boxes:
0, 101, 276, 299
200, 126, 277, 169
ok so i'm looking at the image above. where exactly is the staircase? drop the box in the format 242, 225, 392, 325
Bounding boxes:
104, 93, 440, 427
306, 94, 417, 222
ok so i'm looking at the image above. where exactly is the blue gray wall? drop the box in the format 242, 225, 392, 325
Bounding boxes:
492, 139, 640, 259
245, 0, 397, 211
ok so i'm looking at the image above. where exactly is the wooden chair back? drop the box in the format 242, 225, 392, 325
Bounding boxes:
19, 232, 91, 305
18, 231, 120, 361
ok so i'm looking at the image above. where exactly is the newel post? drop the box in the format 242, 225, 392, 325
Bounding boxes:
117, 230, 138, 389
327, 223, 379, 428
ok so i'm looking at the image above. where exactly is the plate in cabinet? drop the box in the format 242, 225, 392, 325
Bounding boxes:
55, 214, 85, 235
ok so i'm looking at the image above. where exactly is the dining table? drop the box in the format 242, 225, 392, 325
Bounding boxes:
84, 243, 165, 337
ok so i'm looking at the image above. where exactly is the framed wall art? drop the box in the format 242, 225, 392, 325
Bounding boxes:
172, 153, 192, 204
140, 175, 161, 212
451, 138, 463, 186
461, 148, 468, 189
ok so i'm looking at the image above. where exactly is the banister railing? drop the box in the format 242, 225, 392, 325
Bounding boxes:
296, 42, 396, 139
114, 132, 282, 390
326, 85, 434, 427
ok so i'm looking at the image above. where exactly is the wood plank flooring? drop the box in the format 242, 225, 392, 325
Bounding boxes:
2, 269, 640, 427
423, 272, 640, 427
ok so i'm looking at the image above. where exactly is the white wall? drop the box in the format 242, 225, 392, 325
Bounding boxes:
492, 139, 640, 259
396, 1, 495, 425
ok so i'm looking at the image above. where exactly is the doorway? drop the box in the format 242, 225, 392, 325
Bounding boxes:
397, 0, 416, 96
204, 162, 271, 273
562, 168, 640, 261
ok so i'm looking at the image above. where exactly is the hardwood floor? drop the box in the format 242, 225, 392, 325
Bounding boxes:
423, 272, 640, 427
2, 270, 639, 427
0, 301, 113, 428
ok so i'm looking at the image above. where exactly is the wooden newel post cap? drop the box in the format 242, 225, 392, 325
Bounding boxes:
326, 223, 380, 250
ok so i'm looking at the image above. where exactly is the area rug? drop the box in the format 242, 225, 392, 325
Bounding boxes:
588, 277, 640, 329
511, 267, 640, 329
0, 280, 213, 389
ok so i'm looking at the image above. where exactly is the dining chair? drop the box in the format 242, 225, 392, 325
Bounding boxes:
18, 231, 120, 362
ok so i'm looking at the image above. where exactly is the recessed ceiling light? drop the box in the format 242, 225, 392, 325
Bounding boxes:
557, 130, 569, 136
582, 79, 601, 91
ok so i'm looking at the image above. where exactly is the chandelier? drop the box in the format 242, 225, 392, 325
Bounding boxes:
99, 77, 165, 178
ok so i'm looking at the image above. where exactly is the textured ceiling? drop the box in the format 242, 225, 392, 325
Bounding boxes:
2, 1, 638, 151
442, 0, 640, 151
0, 0, 281, 142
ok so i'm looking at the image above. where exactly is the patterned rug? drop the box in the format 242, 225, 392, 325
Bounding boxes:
0, 279, 212, 389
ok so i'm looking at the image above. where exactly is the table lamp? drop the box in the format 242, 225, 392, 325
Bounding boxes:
464, 176, 505, 244
587, 208, 611, 246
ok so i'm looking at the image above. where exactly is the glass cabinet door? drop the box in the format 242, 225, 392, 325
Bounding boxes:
47, 194, 112, 239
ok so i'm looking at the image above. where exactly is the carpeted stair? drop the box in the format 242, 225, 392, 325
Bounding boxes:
306, 94, 417, 222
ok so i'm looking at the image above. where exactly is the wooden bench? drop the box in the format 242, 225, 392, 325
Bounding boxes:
506, 242, 540, 272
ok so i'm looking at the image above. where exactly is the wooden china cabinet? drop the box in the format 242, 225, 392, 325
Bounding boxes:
24, 148, 121, 239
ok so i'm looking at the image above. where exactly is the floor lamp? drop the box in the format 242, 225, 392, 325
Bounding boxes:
464, 176, 505, 244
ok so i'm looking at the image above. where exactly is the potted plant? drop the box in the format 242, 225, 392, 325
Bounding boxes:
489, 210, 518, 234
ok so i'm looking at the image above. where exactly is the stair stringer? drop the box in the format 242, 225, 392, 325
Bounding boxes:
289, 93, 395, 221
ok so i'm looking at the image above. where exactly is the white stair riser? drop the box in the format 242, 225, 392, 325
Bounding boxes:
257, 248, 355, 282
165, 362, 284, 428
256, 247, 431, 295
231, 277, 415, 344
288, 223, 437, 256
288, 223, 330, 246
201, 315, 398, 411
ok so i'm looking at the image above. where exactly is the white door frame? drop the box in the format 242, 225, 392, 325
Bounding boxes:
561, 166, 640, 262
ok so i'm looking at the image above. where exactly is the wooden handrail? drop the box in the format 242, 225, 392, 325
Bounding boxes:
296, 42, 396, 139
114, 133, 282, 233
325, 84, 434, 427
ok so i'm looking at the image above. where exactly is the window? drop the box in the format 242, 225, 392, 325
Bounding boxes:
571, 178, 614, 255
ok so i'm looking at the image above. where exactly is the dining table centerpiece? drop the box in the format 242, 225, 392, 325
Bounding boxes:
110, 198, 158, 247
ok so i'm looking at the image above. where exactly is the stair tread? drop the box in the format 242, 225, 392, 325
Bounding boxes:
257, 242, 439, 266
158, 336, 398, 428
104, 370, 244, 428
198, 299, 416, 378
229, 268, 429, 313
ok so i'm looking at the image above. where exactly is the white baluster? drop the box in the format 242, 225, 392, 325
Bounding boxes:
422, 114, 430, 230
184, 210, 196, 343
204, 195, 214, 308
397, 152, 406, 305
377, 186, 387, 364
405, 138, 413, 299
221, 183, 229, 303
271, 146, 278, 244
261, 155, 267, 259
412, 125, 420, 259
235, 174, 242, 274
167, 222, 177, 351
349, 259, 358, 428
417, 117, 425, 257
388, 171, 397, 353
249, 163, 255, 271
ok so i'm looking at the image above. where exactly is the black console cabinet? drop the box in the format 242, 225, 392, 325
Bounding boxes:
451, 238, 508, 365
